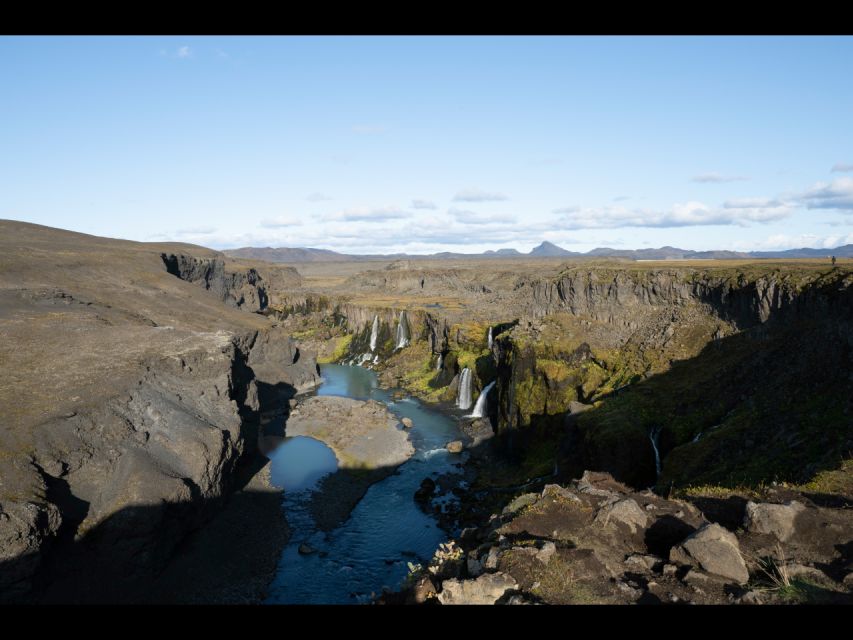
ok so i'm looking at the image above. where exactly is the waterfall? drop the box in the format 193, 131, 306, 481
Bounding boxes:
436, 353, 443, 371
395, 310, 409, 349
456, 368, 472, 410
649, 425, 662, 480
468, 380, 495, 418
487, 326, 493, 349
369, 315, 379, 352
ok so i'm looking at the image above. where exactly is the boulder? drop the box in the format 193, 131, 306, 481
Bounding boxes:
594, 498, 649, 534
467, 556, 483, 577
743, 501, 806, 542
536, 541, 557, 565
670, 523, 749, 584
446, 440, 464, 454
483, 547, 501, 570
414, 477, 436, 503
624, 554, 661, 573
502, 492, 539, 516
298, 543, 316, 555
401, 417, 414, 429
437, 572, 518, 605
412, 575, 436, 604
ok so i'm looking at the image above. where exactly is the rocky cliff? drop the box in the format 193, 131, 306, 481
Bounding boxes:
0, 221, 318, 602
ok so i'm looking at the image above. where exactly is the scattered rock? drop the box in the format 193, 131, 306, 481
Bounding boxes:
743, 501, 806, 542
467, 556, 483, 577
670, 523, 749, 584
401, 417, 414, 429
502, 493, 539, 516
541, 484, 582, 503
459, 527, 479, 546
536, 541, 557, 565
445, 440, 464, 454
437, 572, 518, 605
594, 498, 649, 534
682, 568, 727, 591
625, 554, 661, 573
298, 543, 316, 555
739, 590, 765, 605
414, 477, 436, 503
483, 547, 501, 570
412, 575, 436, 604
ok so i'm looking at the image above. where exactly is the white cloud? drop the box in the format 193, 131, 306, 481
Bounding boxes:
735, 232, 853, 251
259, 216, 304, 228
323, 206, 411, 222
411, 199, 437, 210
831, 163, 853, 173
798, 177, 853, 210
453, 188, 509, 202
176, 226, 216, 235
177, 46, 191, 59
691, 173, 749, 183
553, 200, 792, 230
447, 208, 517, 224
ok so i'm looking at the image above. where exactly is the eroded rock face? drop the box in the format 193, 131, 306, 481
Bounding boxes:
670, 523, 749, 584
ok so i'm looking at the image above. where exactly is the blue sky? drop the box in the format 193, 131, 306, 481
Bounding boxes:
2, 35, 852, 253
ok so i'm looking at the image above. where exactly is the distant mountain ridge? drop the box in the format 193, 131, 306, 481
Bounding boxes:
223, 242, 853, 263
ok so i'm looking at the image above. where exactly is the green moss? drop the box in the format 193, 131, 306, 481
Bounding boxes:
318, 333, 353, 364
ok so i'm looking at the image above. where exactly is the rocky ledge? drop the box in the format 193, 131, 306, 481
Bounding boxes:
391, 471, 853, 605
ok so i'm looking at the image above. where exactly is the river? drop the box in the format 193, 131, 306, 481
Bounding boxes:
263, 364, 465, 604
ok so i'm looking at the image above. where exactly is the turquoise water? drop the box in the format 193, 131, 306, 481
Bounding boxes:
267, 436, 339, 493
264, 364, 464, 604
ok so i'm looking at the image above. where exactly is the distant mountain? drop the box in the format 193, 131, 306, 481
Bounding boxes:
223, 246, 357, 262
748, 245, 853, 259
529, 241, 579, 257
220, 241, 852, 263
589, 246, 751, 260
484, 248, 523, 256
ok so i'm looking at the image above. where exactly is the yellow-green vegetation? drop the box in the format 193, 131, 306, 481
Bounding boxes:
394, 340, 448, 403
797, 459, 853, 496
523, 553, 599, 605
318, 333, 353, 364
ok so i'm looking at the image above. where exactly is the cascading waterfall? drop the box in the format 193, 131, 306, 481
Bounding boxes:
395, 310, 410, 349
456, 368, 472, 410
369, 315, 379, 352
649, 425, 663, 480
468, 380, 495, 418
436, 353, 443, 371
487, 326, 493, 349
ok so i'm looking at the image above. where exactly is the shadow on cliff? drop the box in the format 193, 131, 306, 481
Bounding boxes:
484, 293, 852, 501
0, 479, 293, 604
552, 314, 851, 494
0, 379, 311, 605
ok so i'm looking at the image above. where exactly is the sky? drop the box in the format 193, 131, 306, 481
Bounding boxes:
2, 35, 853, 254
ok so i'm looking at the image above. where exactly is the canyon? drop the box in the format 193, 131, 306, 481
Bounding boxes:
1, 220, 851, 604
